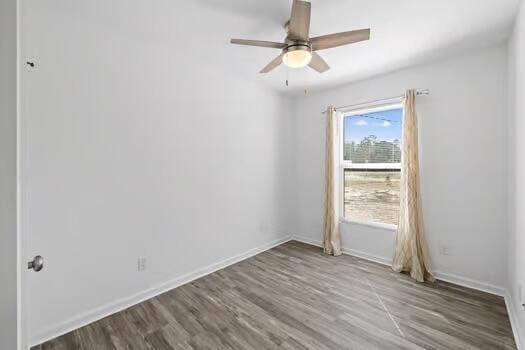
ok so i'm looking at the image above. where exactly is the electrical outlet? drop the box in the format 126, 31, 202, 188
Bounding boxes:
137, 257, 147, 271
439, 244, 452, 256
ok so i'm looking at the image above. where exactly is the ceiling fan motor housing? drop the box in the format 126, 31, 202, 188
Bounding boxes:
283, 40, 312, 53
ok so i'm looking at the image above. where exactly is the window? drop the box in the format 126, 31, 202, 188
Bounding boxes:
341, 103, 403, 227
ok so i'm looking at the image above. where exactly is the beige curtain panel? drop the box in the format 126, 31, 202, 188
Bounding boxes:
323, 106, 342, 256
392, 90, 434, 282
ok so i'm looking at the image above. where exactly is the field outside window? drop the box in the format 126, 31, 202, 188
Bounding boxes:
342, 104, 403, 227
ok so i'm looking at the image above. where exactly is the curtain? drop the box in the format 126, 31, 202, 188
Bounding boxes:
323, 106, 342, 256
392, 90, 434, 282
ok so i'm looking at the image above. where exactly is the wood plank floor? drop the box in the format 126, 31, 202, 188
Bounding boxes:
33, 241, 517, 350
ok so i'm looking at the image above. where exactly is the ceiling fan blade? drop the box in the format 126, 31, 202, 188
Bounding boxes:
308, 52, 330, 73
288, 0, 311, 41
260, 53, 284, 74
230, 39, 286, 49
310, 29, 370, 51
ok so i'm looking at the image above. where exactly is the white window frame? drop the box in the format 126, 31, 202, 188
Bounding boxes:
338, 99, 404, 230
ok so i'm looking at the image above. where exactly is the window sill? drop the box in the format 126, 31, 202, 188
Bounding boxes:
340, 218, 397, 231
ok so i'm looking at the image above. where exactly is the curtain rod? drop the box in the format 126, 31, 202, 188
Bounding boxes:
322, 89, 430, 114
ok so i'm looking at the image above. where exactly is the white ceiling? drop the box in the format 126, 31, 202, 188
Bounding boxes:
196, 0, 519, 94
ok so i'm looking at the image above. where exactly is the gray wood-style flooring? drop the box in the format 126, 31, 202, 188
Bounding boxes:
33, 241, 517, 350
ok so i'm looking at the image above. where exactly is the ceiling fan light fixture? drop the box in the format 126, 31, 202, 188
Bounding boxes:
282, 46, 312, 68
230, 0, 371, 74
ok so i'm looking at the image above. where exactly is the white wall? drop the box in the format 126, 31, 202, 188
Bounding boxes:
292, 44, 509, 293
16, 0, 521, 346
508, 0, 525, 346
0, 0, 18, 348
19, 0, 293, 344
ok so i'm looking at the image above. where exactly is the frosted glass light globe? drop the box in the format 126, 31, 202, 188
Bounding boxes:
282, 49, 312, 68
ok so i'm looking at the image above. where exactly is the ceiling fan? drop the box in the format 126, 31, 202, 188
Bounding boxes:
230, 0, 370, 74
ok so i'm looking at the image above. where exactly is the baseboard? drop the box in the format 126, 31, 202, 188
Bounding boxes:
291, 235, 323, 249
505, 292, 524, 350
291, 235, 506, 296
433, 271, 506, 296
343, 247, 392, 266
291, 235, 392, 266
30, 235, 293, 347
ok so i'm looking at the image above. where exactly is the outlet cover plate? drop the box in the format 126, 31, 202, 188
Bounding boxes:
137, 256, 146, 271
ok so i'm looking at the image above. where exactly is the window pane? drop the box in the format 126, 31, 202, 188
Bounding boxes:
344, 108, 403, 163
344, 170, 400, 226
